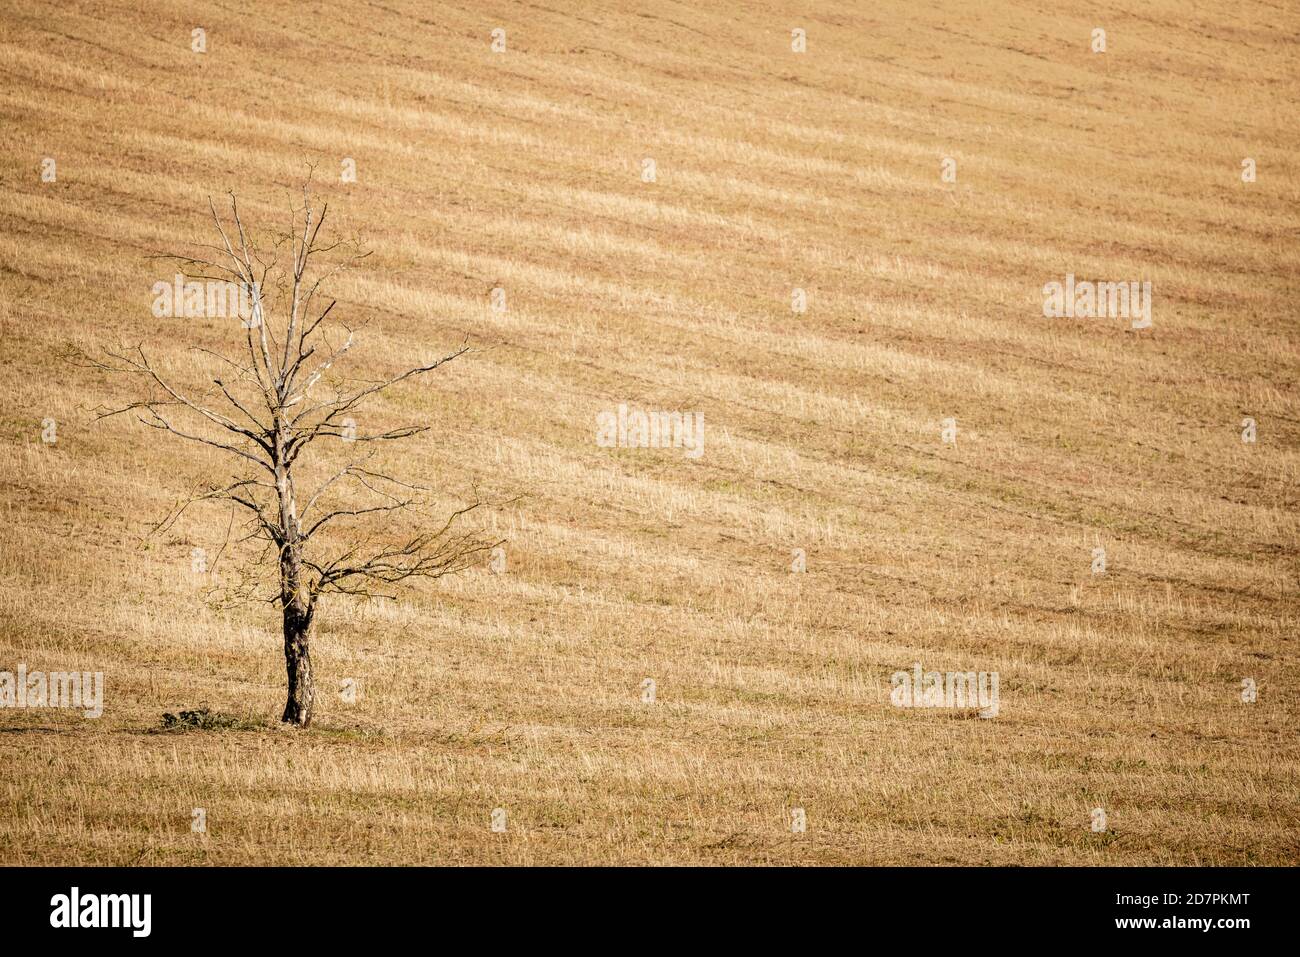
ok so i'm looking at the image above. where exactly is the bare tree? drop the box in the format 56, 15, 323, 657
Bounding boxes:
76, 183, 496, 727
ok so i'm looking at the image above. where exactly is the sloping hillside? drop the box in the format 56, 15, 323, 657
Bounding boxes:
0, 0, 1297, 864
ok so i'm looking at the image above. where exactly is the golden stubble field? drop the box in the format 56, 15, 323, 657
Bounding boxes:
0, 0, 1297, 865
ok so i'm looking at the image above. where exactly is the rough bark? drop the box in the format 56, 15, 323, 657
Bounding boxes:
281, 599, 314, 726
276, 412, 314, 726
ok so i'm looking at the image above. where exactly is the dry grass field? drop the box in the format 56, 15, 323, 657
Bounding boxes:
1, 0, 1298, 865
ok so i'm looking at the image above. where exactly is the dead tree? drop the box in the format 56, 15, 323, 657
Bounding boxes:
79, 184, 495, 726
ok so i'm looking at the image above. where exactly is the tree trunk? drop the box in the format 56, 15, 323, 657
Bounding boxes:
281, 601, 314, 726
274, 414, 313, 726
